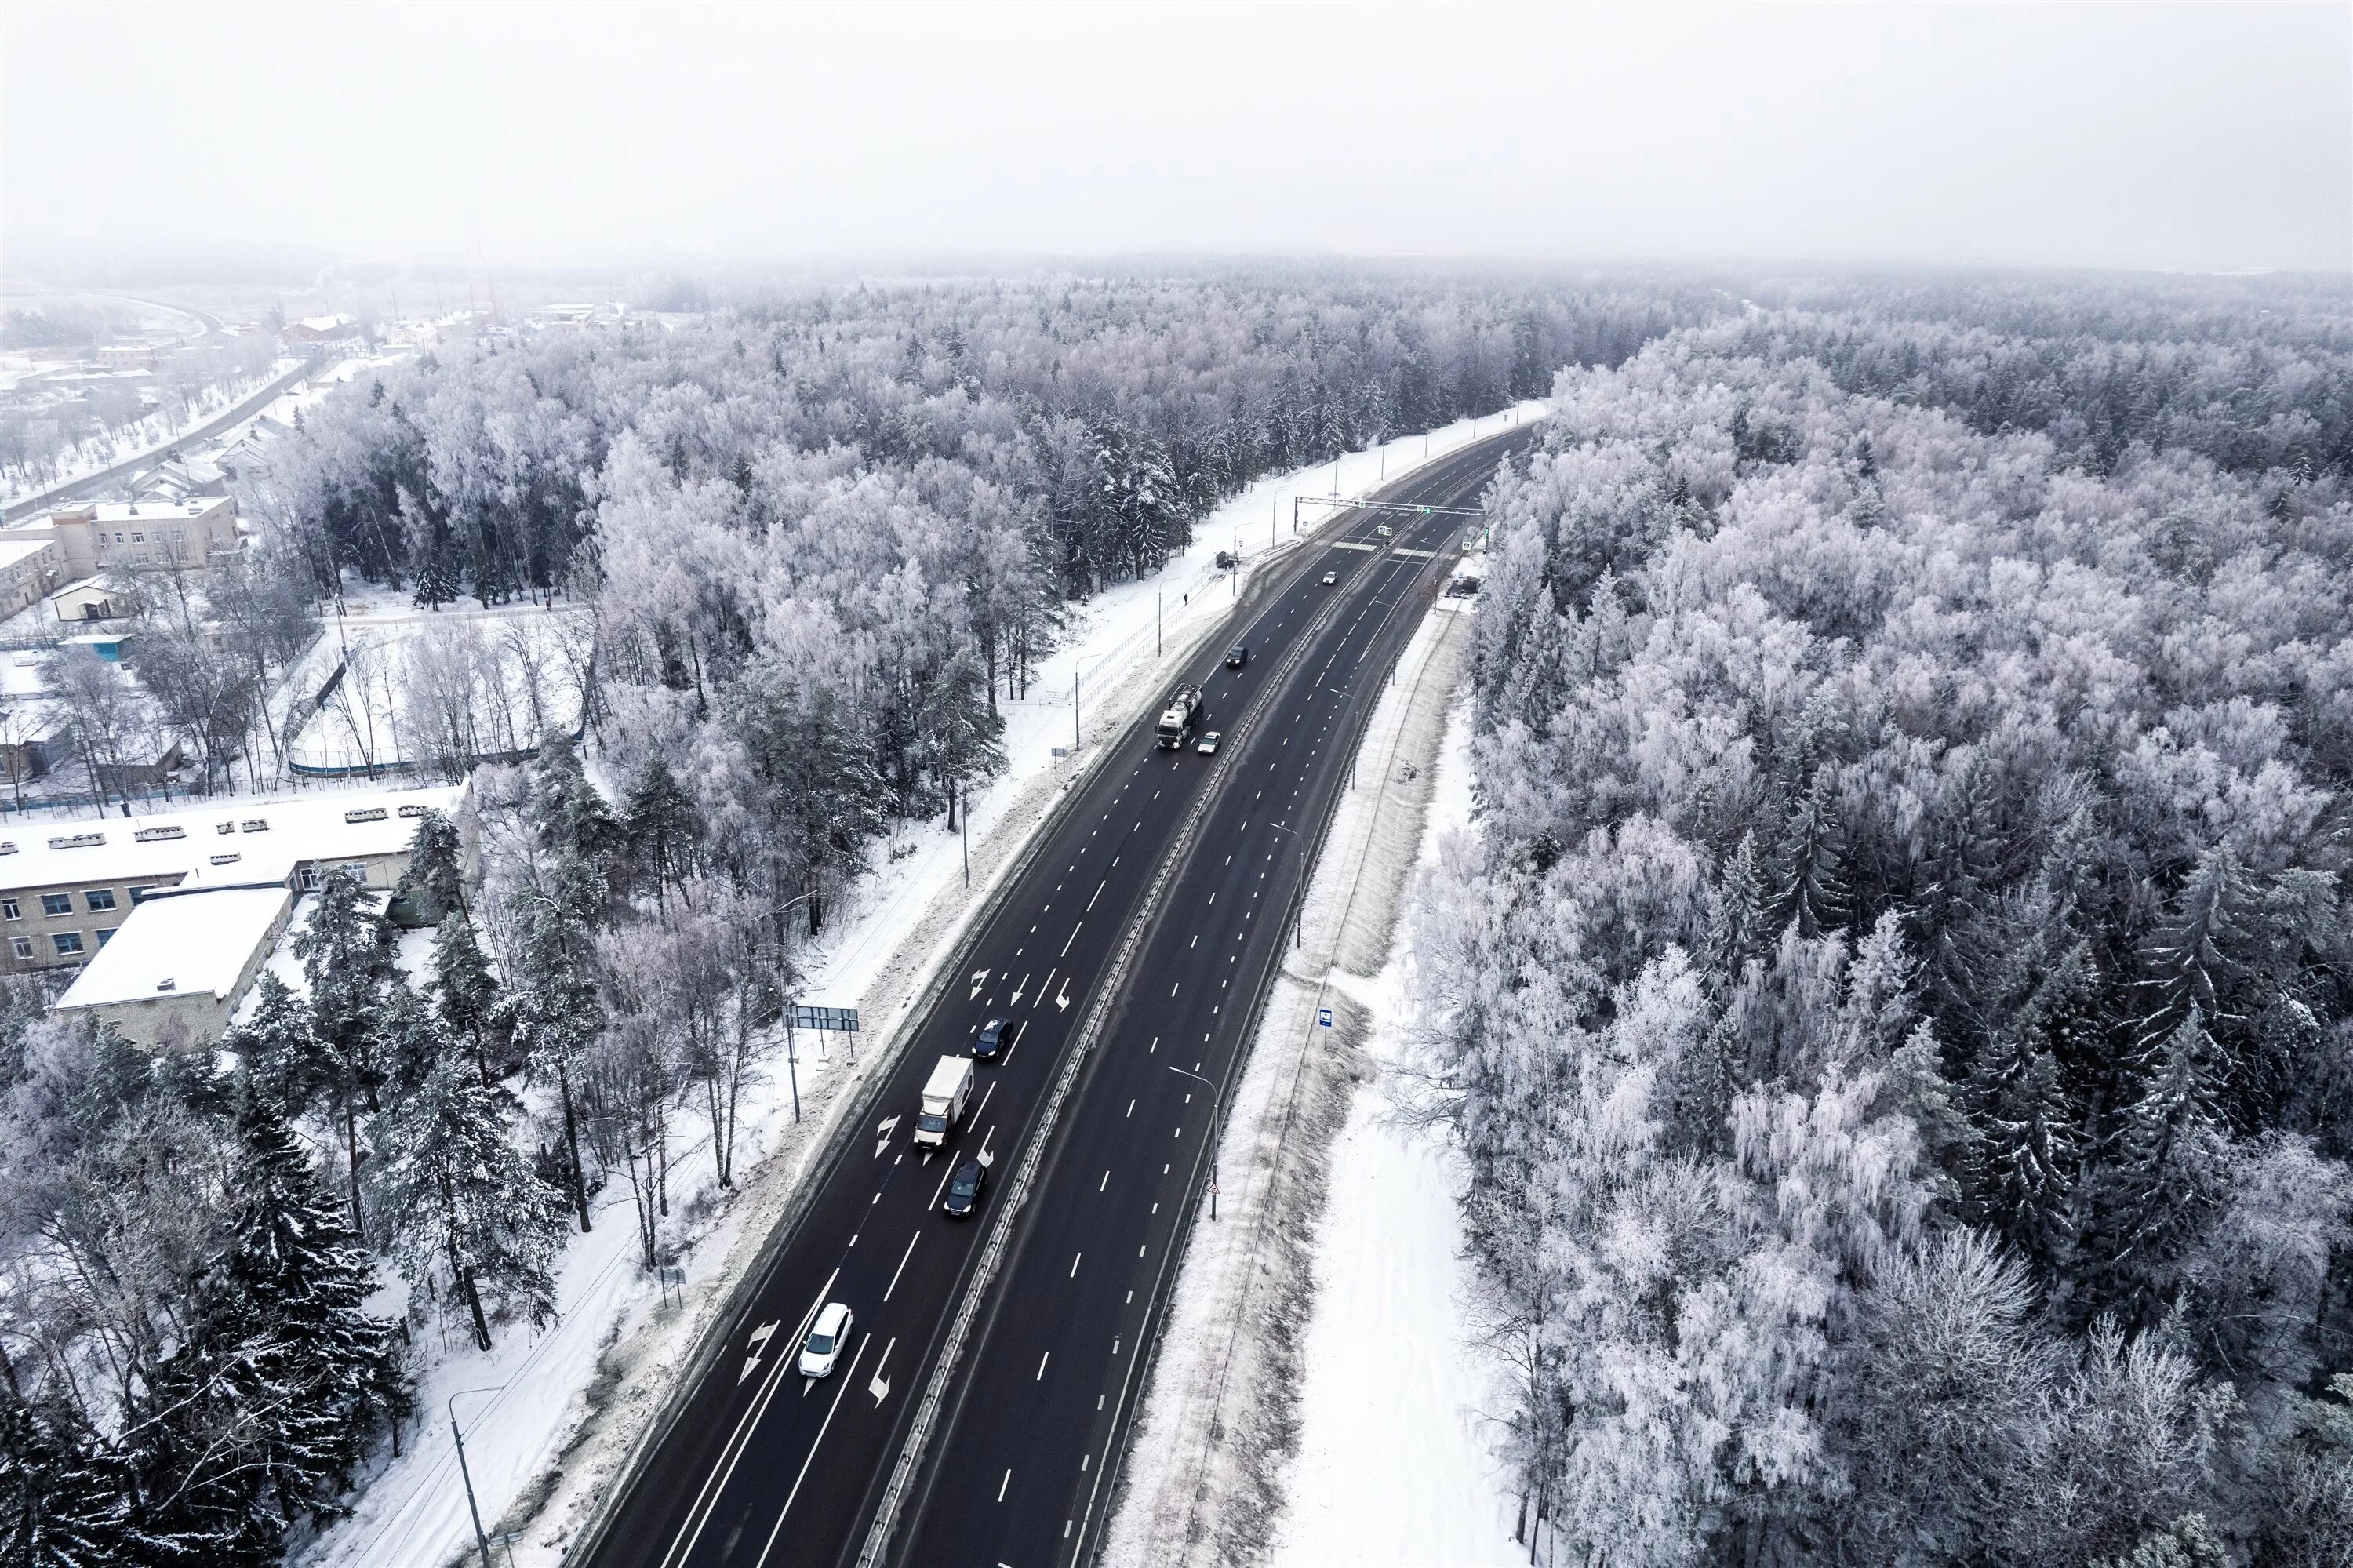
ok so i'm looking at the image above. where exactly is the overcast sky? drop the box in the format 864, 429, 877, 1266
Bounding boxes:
5, 1, 2348, 276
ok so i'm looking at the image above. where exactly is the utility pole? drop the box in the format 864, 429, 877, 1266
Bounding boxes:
449, 1390, 501, 1568
1157, 591, 1162, 657
961, 791, 969, 888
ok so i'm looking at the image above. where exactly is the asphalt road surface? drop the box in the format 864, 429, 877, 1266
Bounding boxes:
578, 425, 1533, 1568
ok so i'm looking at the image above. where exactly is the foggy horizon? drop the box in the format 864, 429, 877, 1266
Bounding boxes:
5, 0, 2349, 282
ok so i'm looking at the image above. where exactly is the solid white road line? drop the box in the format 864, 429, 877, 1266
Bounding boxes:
751, 1331, 873, 1568
657, 1266, 839, 1568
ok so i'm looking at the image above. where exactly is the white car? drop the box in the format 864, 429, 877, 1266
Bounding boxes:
798, 1301, 854, 1377
1322, 570, 1339, 585
1196, 731, 1222, 755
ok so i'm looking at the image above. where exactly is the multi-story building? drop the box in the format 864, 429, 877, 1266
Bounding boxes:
0, 536, 62, 617
0, 784, 466, 977
52, 883, 295, 1049
13, 496, 239, 579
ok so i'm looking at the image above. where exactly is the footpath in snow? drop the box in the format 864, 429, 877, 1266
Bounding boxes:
1104, 584, 1522, 1566
296, 404, 1538, 1568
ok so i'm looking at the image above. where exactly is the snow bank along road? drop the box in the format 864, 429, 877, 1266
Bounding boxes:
576, 429, 1533, 1568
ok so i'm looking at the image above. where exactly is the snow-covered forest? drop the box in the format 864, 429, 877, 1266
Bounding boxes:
0, 271, 1709, 1563
1421, 274, 2353, 1565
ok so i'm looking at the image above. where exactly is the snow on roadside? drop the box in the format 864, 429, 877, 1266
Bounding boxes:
296, 406, 1538, 1568
1104, 587, 1493, 1567
1264, 692, 1522, 1568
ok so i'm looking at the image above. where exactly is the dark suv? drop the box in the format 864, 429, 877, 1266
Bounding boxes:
943, 1159, 987, 1218
1226, 646, 1248, 669
973, 1017, 1007, 1060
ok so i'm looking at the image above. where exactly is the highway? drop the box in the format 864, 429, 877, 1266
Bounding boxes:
576, 426, 1533, 1568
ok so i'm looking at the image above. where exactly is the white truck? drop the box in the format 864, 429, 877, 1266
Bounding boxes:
915, 1054, 975, 1148
1157, 683, 1204, 749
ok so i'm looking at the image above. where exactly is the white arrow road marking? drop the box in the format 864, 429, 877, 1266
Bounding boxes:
1010, 971, 1031, 1005
875, 1113, 899, 1159
969, 967, 991, 999
739, 1319, 781, 1384
869, 1337, 896, 1403
1056, 977, 1072, 1012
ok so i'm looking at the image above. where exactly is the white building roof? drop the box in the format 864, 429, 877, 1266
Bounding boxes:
54, 885, 291, 1009
0, 784, 462, 893
82, 500, 227, 525
0, 537, 56, 572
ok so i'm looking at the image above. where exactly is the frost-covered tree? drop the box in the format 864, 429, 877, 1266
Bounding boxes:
369, 1050, 564, 1351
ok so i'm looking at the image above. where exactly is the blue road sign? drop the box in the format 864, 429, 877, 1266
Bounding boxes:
1318, 1007, 1333, 1028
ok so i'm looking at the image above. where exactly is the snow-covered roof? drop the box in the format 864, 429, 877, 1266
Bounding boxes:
0, 537, 56, 571
78, 500, 228, 525
54, 885, 292, 1009
0, 784, 462, 892
296, 314, 356, 333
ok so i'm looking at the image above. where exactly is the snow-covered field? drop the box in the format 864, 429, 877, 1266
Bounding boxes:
287, 602, 595, 777
295, 406, 1539, 1568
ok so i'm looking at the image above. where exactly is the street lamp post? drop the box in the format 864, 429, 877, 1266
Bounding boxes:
1167, 1065, 1217, 1219
449, 1388, 504, 1568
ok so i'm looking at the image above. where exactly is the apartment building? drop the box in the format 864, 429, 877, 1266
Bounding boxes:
0, 784, 465, 977
16, 496, 240, 579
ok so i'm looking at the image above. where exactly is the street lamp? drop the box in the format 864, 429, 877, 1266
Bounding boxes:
449, 1387, 505, 1568
1168, 1064, 1218, 1219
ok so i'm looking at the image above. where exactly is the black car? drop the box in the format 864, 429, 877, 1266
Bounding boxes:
1226, 645, 1248, 668
973, 1017, 1007, 1059
942, 1159, 987, 1218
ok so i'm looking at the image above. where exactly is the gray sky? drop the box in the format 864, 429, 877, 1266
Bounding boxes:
5, 0, 2348, 275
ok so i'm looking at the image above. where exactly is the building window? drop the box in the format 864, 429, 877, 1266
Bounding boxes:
39, 893, 71, 916
298, 866, 321, 891
51, 932, 82, 955
1, 899, 16, 920
129, 885, 154, 903
84, 888, 116, 911
94, 928, 115, 947
9, 938, 29, 961
130, 532, 144, 544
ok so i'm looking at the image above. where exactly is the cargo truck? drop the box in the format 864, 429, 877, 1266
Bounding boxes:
1157, 683, 1203, 749
915, 1054, 974, 1147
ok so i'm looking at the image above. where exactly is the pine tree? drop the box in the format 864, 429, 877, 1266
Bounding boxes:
130, 1094, 404, 1557
2136, 848, 2253, 1053
529, 731, 614, 863
223, 971, 315, 1119
370, 1052, 566, 1352
1707, 830, 1771, 984
1969, 941, 2095, 1278
401, 807, 467, 926
430, 912, 500, 1082
620, 754, 700, 908
293, 868, 396, 1242
0, 1379, 138, 1567
2108, 1005, 2230, 1277
507, 858, 605, 1232
1776, 763, 1853, 937
411, 550, 459, 609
